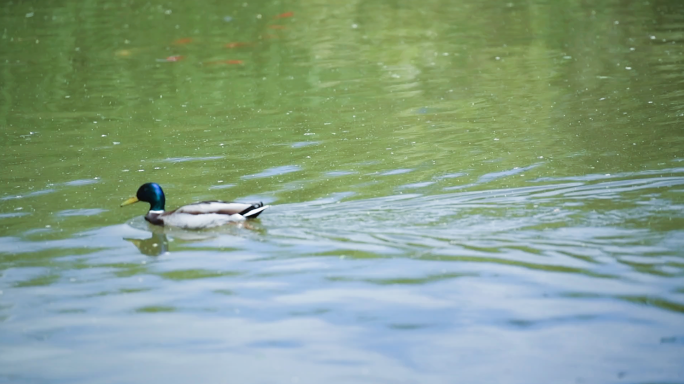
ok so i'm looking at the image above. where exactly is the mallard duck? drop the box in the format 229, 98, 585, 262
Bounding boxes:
121, 182, 269, 229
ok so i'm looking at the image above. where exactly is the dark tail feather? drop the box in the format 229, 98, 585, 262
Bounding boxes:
240, 202, 269, 219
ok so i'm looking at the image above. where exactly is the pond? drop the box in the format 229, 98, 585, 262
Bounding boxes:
1, 0, 683, 382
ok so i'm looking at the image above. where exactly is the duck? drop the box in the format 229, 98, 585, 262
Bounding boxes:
121, 182, 269, 229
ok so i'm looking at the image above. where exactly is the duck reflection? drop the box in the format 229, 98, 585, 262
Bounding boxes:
124, 220, 266, 256
125, 233, 169, 256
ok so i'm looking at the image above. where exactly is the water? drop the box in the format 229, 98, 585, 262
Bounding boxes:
1, 0, 684, 383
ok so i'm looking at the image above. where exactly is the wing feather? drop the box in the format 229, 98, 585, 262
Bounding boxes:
175, 201, 255, 215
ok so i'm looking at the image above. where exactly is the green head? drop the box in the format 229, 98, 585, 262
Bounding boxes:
121, 182, 166, 211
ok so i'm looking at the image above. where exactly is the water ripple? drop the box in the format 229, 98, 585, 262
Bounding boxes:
242, 165, 302, 179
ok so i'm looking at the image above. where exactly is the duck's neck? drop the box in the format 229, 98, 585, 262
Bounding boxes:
148, 200, 165, 212
150, 191, 166, 212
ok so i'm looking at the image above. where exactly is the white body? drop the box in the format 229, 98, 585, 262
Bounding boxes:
146, 202, 270, 229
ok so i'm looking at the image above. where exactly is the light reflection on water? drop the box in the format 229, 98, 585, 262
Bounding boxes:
1, 168, 683, 383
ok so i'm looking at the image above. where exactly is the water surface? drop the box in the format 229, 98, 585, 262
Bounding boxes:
1, 0, 684, 383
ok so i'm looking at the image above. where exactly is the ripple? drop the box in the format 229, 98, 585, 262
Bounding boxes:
261, 169, 684, 284
0, 189, 56, 201
242, 165, 301, 179
63, 179, 100, 187
308, 192, 356, 205
0, 212, 29, 219
437, 172, 466, 179
398, 181, 435, 189
208, 183, 236, 190
1, 169, 683, 384
291, 141, 320, 148
56, 209, 108, 217
476, 164, 541, 184
380, 169, 413, 176
326, 170, 356, 177
161, 156, 224, 163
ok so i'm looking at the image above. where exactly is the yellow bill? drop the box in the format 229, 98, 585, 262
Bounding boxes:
121, 196, 139, 207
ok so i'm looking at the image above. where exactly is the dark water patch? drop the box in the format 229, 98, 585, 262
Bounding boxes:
0, 241, 110, 265
136, 306, 176, 313
388, 323, 430, 330
422, 253, 616, 279
328, 272, 477, 286
56, 308, 87, 314
13, 274, 61, 288
507, 314, 600, 329
119, 288, 151, 294
660, 336, 684, 344
159, 269, 241, 281
247, 339, 303, 349
110, 264, 156, 278
619, 296, 684, 315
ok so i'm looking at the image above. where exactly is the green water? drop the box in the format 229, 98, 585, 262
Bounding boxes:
1, 0, 684, 382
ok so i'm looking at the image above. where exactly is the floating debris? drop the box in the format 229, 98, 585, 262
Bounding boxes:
157, 55, 184, 62
204, 59, 244, 65
225, 42, 251, 48
173, 37, 193, 45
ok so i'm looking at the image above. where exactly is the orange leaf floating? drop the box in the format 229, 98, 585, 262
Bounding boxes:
165, 55, 184, 62
115, 49, 133, 57
225, 42, 251, 48
204, 60, 244, 65
274, 11, 293, 19
173, 37, 193, 45
268, 25, 286, 29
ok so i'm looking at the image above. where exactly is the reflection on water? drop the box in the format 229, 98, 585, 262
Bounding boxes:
122, 216, 270, 256
125, 233, 169, 256
1, 0, 684, 382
